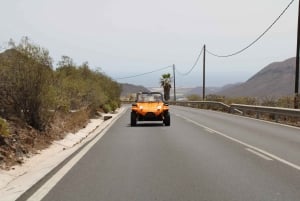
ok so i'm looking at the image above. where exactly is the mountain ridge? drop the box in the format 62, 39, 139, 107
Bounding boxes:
120, 57, 298, 99
217, 57, 297, 98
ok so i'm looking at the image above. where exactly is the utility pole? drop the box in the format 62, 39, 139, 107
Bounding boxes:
295, 0, 300, 109
173, 64, 176, 101
203, 45, 206, 100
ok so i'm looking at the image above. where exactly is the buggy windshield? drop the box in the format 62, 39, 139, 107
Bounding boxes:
137, 93, 162, 102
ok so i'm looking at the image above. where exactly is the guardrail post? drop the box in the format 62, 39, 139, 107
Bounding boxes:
275, 114, 279, 123
256, 112, 260, 119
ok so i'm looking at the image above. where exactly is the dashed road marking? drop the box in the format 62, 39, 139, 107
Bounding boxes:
246, 148, 273, 161
174, 112, 300, 171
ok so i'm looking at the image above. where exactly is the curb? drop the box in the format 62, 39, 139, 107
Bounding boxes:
0, 106, 127, 201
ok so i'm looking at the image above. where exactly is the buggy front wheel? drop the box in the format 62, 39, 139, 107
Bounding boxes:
163, 112, 170, 126
131, 112, 137, 126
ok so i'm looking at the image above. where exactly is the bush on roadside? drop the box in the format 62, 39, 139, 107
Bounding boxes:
0, 37, 121, 132
0, 118, 9, 137
102, 104, 112, 113
0, 37, 53, 131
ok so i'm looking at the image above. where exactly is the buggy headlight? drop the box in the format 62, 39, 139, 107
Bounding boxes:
157, 105, 162, 110
139, 106, 143, 110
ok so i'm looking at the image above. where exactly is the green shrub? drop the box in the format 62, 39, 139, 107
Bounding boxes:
1, 37, 121, 131
0, 118, 10, 137
109, 100, 120, 112
102, 104, 112, 113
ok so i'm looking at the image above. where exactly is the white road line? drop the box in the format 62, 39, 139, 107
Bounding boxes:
205, 128, 215, 133
246, 148, 273, 161
27, 108, 126, 201
27, 141, 96, 201
174, 113, 300, 171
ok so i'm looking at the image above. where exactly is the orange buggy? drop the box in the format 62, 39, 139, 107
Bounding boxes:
131, 92, 170, 126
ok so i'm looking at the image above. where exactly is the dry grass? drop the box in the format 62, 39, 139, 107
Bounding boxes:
0, 109, 91, 169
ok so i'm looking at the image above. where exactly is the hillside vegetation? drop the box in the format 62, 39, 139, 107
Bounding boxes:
0, 37, 121, 168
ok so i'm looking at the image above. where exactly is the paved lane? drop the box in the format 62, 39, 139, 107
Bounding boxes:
172, 106, 300, 167
24, 106, 300, 201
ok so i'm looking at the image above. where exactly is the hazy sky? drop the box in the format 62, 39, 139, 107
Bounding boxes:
0, 0, 298, 87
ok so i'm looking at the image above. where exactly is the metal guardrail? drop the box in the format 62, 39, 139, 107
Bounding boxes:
231, 104, 300, 119
168, 101, 233, 113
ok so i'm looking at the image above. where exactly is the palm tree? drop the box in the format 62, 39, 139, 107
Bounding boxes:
160, 73, 172, 101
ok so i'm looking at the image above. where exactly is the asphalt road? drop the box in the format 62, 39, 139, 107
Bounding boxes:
24, 106, 300, 201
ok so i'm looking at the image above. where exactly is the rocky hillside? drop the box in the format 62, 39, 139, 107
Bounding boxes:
218, 57, 297, 98
120, 83, 150, 97
185, 87, 221, 96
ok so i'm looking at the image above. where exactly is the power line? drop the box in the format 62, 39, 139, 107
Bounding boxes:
176, 46, 204, 76
114, 0, 295, 81
114, 65, 172, 80
207, 0, 295, 58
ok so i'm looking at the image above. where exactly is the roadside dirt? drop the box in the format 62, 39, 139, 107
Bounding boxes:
0, 110, 92, 170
